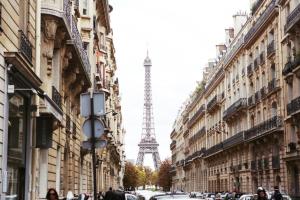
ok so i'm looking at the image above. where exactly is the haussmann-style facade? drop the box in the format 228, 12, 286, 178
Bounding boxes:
0, 0, 125, 199
170, 0, 300, 198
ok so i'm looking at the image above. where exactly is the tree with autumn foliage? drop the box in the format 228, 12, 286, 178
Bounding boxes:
157, 159, 172, 191
123, 162, 138, 190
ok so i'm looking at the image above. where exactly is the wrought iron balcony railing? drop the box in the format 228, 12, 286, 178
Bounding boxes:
267, 40, 275, 57
272, 155, 280, 169
287, 96, 300, 116
204, 142, 223, 157
244, 0, 276, 45
247, 64, 253, 76
52, 86, 62, 110
71, 16, 91, 76
19, 30, 32, 62
245, 115, 283, 141
282, 56, 300, 76
223, 98, 247, 121
188, 104, 205, 128
284, 3, 300, 33
207, 95, 221, 113
222, 131, 244, 149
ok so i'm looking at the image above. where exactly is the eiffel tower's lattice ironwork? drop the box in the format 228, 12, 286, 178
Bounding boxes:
136, 52, 161, 170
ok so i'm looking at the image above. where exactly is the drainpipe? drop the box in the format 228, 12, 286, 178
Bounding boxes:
31, 0, 42, 199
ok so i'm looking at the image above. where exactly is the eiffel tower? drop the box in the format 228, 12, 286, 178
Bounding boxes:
136, 51, 161, 170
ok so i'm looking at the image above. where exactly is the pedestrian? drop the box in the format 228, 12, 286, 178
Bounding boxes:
272, 186, 283, 200
98, 191, 104, 200
46, 188, 59, 200
104, 187, 114, 200
114, 186, 126, 200
257, 187, 268, 200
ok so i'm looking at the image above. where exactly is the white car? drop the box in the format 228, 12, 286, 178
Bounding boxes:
239, 194, 254, 200
126, 193, 138, 200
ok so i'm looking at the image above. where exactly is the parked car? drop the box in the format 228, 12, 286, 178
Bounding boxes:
126, 193, 138, 200
150, 193, 200, 200
205, 193, 216, 200
239, 194, 254, 200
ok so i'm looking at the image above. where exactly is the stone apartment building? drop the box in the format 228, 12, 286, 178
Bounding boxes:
170, 0, 300, 197
0, 0, 125, 199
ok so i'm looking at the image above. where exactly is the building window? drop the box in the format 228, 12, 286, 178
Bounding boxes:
82, 0, 88, 15
7, 93, 29, 200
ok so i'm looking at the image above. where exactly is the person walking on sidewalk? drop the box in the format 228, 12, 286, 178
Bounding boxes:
272, 186, 283, 200
46, 188, 59, 200
104, 187, 114, 200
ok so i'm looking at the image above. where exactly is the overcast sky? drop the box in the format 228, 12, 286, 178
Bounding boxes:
109, 0, 250, 169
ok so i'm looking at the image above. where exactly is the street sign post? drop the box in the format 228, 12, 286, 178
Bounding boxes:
80, 91, 106, 200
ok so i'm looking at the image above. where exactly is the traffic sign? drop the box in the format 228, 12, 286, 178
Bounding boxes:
82, 119, 105, 138
82, 140, 107, 150
80, 92, 105, 117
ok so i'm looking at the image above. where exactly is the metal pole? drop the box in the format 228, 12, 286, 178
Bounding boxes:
90, 96, 97, 200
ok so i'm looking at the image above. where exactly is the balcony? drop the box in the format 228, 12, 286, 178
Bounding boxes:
207, 95, 221, 113
170, 140, 176, 150
272, 155, 280, 169
247, 64, 253, 76
248, 95, 255, 107
260, 52, 265, 65
254, 58, 259, 70
244, 0, 277, 47
189, 127, 206, 144
282, 56, 300, 76
222, 131, 244, 149
204, 143, 223, 157
267, 79, 279, 95
267, 40, 276, 57
52, 86, 62, 110
287, 96, 300, 116
188, 104, 205, 128
223, 98, 247, 121
260, 86, 267, 99
19, 30, 32, 62
284, 3, 300, 33
245, 115, 283, 141
41, 0, 91, 84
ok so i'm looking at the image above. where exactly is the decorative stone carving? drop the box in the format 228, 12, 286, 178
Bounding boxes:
42, 18, 58, 76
